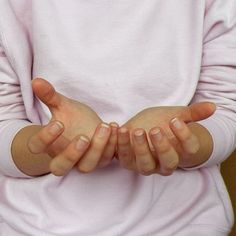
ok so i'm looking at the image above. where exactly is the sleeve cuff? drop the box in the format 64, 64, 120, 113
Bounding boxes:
0, 120, 34, 178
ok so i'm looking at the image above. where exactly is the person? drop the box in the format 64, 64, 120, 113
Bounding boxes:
0, 0, 235, 235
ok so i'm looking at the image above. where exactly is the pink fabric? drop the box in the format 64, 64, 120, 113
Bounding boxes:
0, 0, 235, 235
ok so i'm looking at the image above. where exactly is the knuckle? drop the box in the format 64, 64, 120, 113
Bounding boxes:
27, 137, 44, 154
63, 147, 81, 163
87, 149, 102, 160
184, 136, 200, 154
118, 138, 129, 146
135, 147, 149, 156
108, 136, 117, 145
65, 154, 79, 163
180, 131, 192, 142
118, 144, 132, 155
103, 145, 115, 156
186, 146, 199, 155
158, 144, 171, 154
37, 130, 50, 143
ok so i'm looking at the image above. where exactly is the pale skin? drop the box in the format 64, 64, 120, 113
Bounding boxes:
12, 78, 119, 176
117, 104, 215, 176
11, 78, 215, 177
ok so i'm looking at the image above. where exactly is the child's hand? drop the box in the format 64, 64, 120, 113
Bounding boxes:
117, 103, 216, 176
27, 121, 118, 176
32, 78, 104, 139
29, 78, 118, 175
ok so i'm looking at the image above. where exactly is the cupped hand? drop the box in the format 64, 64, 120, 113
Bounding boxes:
32, 78, 103, 139
28, 78, 118, 175
117, 103, 216, 175
122, 103, 215, 139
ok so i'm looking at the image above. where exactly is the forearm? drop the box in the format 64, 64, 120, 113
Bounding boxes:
178, 122, 213, 168
11, 125, 51, 177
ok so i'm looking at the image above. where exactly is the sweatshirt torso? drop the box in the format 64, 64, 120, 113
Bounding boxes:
0, 1, 235, 235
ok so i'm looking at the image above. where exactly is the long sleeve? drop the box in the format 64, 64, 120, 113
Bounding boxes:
190, 0, 236, 168
0, 43, 32, 178
0, 1, 41, 178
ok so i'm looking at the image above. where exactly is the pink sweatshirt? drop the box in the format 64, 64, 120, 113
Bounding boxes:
0, 0, 235, 235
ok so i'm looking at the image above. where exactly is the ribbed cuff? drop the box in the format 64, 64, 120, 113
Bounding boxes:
182, 114, 235, 170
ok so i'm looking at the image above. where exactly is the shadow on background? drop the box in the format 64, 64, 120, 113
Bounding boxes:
221, 151, 236, 236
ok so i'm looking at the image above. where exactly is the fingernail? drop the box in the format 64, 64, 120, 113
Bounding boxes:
150, 128, 162, 141
49, 122, 63, 135
171, 118, 182, 129
110, 122, 119, 128
76, 136, 89, 150
98, 123, 110, 138
134, 129, 145, 144
110, 123, 118, 135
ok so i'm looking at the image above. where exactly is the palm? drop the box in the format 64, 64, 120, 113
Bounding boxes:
123, 103, 215, 140
51, 96, 102, 140
32, 78, 102, 140
124, 107, 184, 138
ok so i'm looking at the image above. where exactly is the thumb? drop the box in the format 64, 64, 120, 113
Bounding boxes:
181, 102, 216, 123
32, 78, 62, 109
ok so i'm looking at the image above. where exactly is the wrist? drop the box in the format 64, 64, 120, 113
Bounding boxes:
178, 122, 213, 168
11, 125, 51, 177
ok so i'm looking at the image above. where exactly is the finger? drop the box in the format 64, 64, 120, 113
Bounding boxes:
170, 118, 200, 154
50, 135, 90, 176
46, 135, 70, 157
149, 127, 179, 176
117, 127, 136, 170
132, 129, 156, 175
77, 123, 111, 173
98, 122, 119, 168
32, 78, 62, 109
28, 121, 64, 154
180, 102, 216, 123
